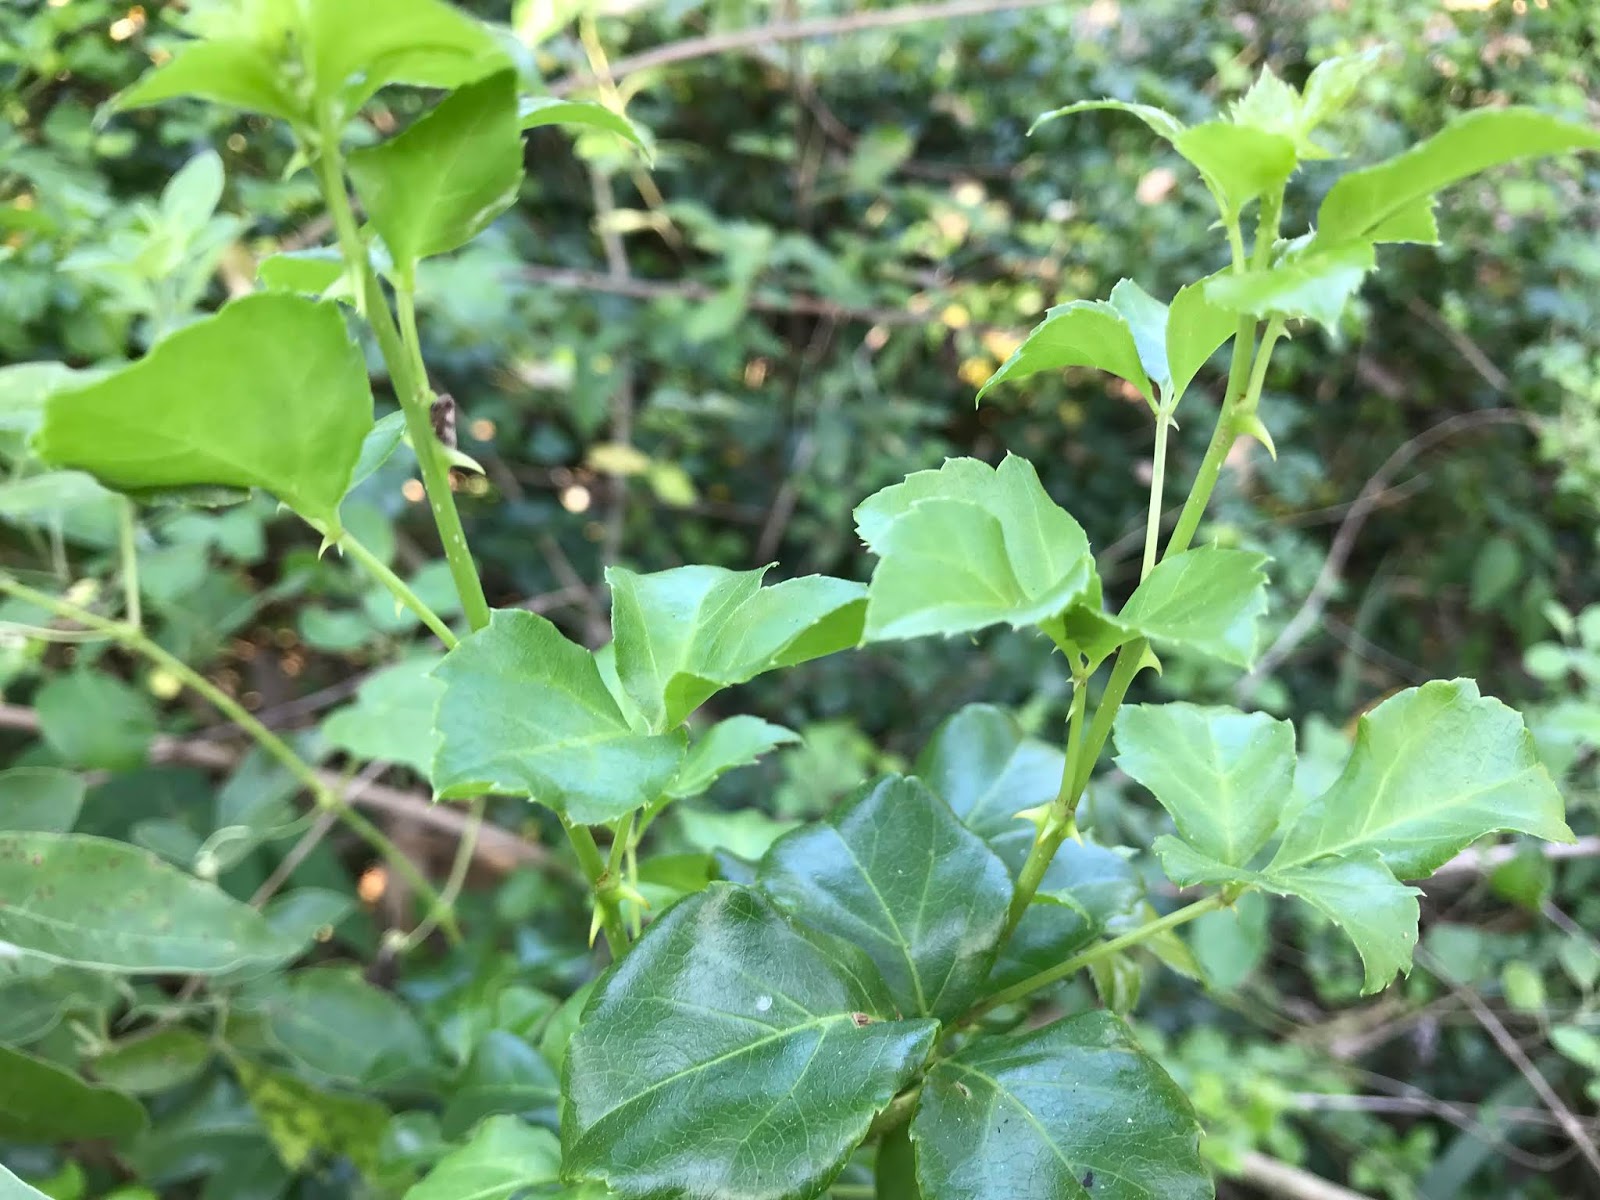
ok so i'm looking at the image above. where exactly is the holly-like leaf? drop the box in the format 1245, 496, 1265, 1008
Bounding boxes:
916, 704, 1065, 842
667, 716, 801, 800
519, 97, 651, 152
406, 1115, 561, 1200
430, 609, 685, 822
112, 37, 307, 121
1166, 273, 1238, 404
1117, 547, 1269, 667
913, 1012, 1209, 1200
0, 1043, 147, 1143
1114, 703, 1294, 867
1272, 679, 1571, 879
0, 766, 85, 834
976, 300, 1151, 403
36, 294, 373, 532
349, 71, 524, 287
1297, 47, 1386, 141
441, 1032, 559, 1139
1205, 241, 1376, 330
322, 655, 444, 777
857, 455, 1095, 642
760, 775, 1013, 1019
0, 832, 300, 973
1317, 108, 1600, 246
608, 564, 866, 731
563, 885, 938, 1200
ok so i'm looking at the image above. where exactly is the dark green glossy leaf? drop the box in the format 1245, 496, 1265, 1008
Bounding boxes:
916, 704, 1064, 842
257, 966, 438, 1088
322, 655, 444, 776
563, 885, 938, 1200
668, 716, 801, 800
913, 1012, 1208, 1200
34, 670, 156, 772
760, 775, 1012, 1019
0, 766, 85, 833
1114, 703, 1294, 867
1117, 547, 1269, 667
608, 564, 866, 730
857, 455, 1094, 641
0, 832, 300, 973
441, 1030, 559, 1139
431, 609, 685, 821
976, 300, 1150, 403
406, 1115, 561, 1200
91, 1028, 213, 1095
1271, 679, 1571, 878
36, 294, 374, 532
350, 71, 524, 286
0, 1043, 146, 1142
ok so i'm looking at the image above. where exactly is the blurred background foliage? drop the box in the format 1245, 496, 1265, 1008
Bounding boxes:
1, 0, 1599, 1198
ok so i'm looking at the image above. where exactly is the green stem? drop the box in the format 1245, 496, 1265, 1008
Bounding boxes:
1069, 638, 1146, 802
337, 529, 458, 649
566, 818, 629, 959
963, 894, 1226, 1025
118, 498, 140, 630
0, 576, 460, 944
400, 796, 483, 951
1000, 677, 1087, 937
311, 111, 491, 634
1164, 318, 1256, 559
1141, 407, 1173, 580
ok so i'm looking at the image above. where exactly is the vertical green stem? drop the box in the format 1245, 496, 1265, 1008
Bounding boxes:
1163, 318, 1256, 559
566, 819, 630, 960
117, 498, 140, 630
400, 796, 484, 951
1001, 673, 1087, 936
1141, 408, 1173, 580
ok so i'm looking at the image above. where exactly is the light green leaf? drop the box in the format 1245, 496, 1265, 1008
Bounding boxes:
1170, 120, 1299, 213
1032, 99, 1185, 142
913, 1012, 1208, 1200
1107, 279, 1170, 400
350, 410, 409, 492
234, 1058, 388, 1178
406, 1115, 560, 1200
759, 775, 1013, 1019
976, 300, 1151, 403
563, 885, 938, 1200
1272, 679, 1572, 878
1229, 66, 1303, 141
1118, 547, 1269, 667
349, 71, 524, 287
608, 564, 867, 730
1298, 47, 1386, 138
1166, 272, 1240, 402
916, 704, 1065, 842
667, 716, 801, 800
1114, 703, 1294, 867
857, 455, 1095, 641
0, 1164, 50, 1200
0, 832, 300, 973
0, 1043, 147, 1143
0, 363, 103, 436
1317, 108, 1600, 246
90, 1028, 213, 1095
257, 248, 347, 297
112, 38, 307, 121
519, 96, 651, 152
1205, 241, 1377, 330
0, 766, 86, 833
431, 609, 685, 822
36, 294, 373, 532
34, 670, 157, 772
440, 1031, 558, 1139
322, 655, 444, 776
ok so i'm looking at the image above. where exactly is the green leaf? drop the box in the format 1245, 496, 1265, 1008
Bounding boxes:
1165, 273, 1238, 404
440, 1031, 558, 1139
0, 1043, 147, 1143
349, 71, 524, 287
1229, 67, 1303, 141
1317, 108, 1600, 246
0, 832, 300, 973
0, 1164, 50, 1200
1272, 679, 1572, 878
34, 670, 157, 772
760, 775, 1013, 1019
608, 564, 867, 730
0, 963, 117, 1045
1107, 278, 1170, 399
563, 885, 938, 1200
112, 38, 307, 122
667, 716, 801, 800
916, 704, 1064, 842
256, 966, 438, 1088
1113, 703, 1294, 867
1298, 47, 1386, 139
322, 655, 444, 776
36, 294, 373, 532
1205, 241, 1376, 330
519, 96, 651, 152
301, 0, 509, 113
406, 1115, 561, 1200
257, 248, 347, 297
913, 1011, 1208, 1200
431, 609, 686, 822
976, 300, 1150, 403
1117, 547, 1269, 667
233, 1058, 388, 1178
90, 1028, 213, 1095
0, 767, 86, 833
857, 455, 1094, 641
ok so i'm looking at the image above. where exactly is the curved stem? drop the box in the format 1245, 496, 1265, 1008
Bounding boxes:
400, 796, 483, 951
963, 894, 1226, 1026
1000, 676, 1087, 938
0, 575, 460, 944
566, 818, 630, 959
337, 529, 458, 649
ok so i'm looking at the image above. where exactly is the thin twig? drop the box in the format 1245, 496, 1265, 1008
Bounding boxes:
1234, 1152, 1375, 1200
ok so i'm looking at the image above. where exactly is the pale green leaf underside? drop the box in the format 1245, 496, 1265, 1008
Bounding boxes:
1205, 241, 1376, 330
404, 1115, 561, 1200
519, 96, 651, 153
1118, 547, 1270, 667
322, 655, 444, 777
0, 1163, 51, 1200
431, 609, 685, 822
667, 716, 800, 800
563, 885, 938, 1200
35, 293, 373, 531
977, 300, 1151, 403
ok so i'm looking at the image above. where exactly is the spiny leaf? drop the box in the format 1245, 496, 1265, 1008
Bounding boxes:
977, 299, 1151, 403
667, 716, 801, 800
406, 1115, 561, 1200
519, 97, 651, 154
1205, 241, 1377, 330
1117, 547, 1270, 667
